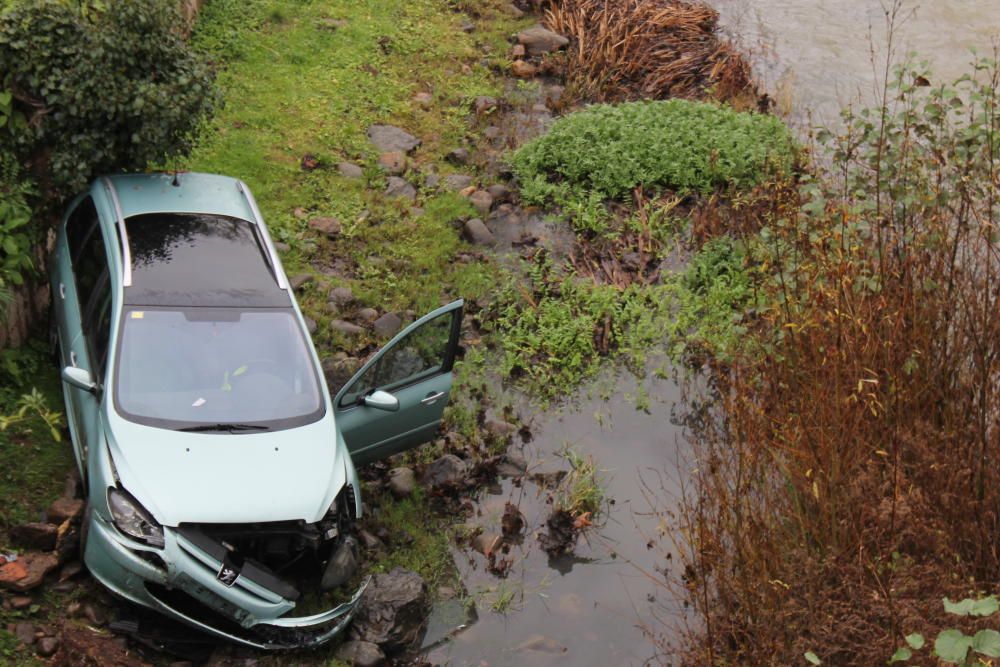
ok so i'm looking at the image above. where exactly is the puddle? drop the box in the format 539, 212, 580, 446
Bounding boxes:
427, 364, 691, 666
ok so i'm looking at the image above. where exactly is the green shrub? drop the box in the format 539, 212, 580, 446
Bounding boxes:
0, 155, 34, 289
511, 99, 796, 202
0, 0, 218, 196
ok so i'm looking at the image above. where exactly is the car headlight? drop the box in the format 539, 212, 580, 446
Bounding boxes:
108, 487, 165, 548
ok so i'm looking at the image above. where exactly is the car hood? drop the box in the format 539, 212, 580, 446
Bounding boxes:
104, 413, 345, 527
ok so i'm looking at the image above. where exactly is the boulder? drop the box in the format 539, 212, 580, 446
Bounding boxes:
462, 219, 495, 246
517, 26, 570, 56
10, 523, 58, 551
446, 148, 469, 165
338, 162, 365, 179
471, 533, 501, 557
367, 125, 421, 153
384, 177, 417, 201
335, 640, 385, 667
304, 317, 318, 335
47, 497, 83, 524
511, 60, 537, 78
357, 307, 379, 323
36, 637, 59, 658
442, 174, 474, 192
387, 467, 416, 498
486, 184, 512, 203
412, 92, 433, 109
351, 567, 428, 652
331, 320, 365, 336
485, 417, 517, 439
0, 552, 58, 592
378, 151, 407, 175
422, 454, 468, 490
503, 3, 525, 17
467, 190, 494, 215
497, 450, 528, 478
328, 286, 355, 309
14, 622, 35, 646
309, 216, 342, 239
321, 536, 359, 591
289, 273, 313, 291
373, 312, 403, 338
358, 529, 384, 551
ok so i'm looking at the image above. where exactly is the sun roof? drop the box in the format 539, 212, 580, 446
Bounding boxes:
123, 213, 291, 308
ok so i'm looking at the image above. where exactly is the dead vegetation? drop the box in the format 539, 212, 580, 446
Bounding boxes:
542, 0, 757, 105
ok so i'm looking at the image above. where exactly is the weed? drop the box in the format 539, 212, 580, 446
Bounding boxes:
554, 445, 605, 519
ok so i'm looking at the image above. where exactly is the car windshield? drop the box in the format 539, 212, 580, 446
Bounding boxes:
114, 307, 323, 430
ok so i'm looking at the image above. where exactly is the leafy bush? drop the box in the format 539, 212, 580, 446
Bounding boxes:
511, 99, 795, 202
0, 154, 34, 290
0, 0, 218, 195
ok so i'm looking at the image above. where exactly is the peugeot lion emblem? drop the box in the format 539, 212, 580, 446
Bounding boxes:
217, 563, 240, 587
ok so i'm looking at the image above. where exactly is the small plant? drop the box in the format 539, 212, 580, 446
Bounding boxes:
554, 445, 605, 519
0, 388, 64, 442
884, 596, 1000, 665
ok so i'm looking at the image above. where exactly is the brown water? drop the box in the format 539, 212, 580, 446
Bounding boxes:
712, 0, 1000, 125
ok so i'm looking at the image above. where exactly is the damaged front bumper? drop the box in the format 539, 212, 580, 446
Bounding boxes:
84, 513, 369, 649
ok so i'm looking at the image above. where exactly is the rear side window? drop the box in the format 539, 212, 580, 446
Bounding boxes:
66, 197, 98, 264
73, 215, 109, 315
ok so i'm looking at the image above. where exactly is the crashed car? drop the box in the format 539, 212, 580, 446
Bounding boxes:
48, 172, 462, 648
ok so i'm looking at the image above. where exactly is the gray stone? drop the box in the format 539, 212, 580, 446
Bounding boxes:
83, 603, 106, 626
388, 467, 416, 498
486, 184, 512, 203
413, 92, 433, 109
358, 529, 384, 551
10, 523, 58, 551
373, 312, 403, 338
351, 567, 427, 651
14, 622, 34, 645
35, 637, 58, 657
47, 497, 83, 523
378, 151, 407, 175
367, 125, 421, 153
442, 174, 474, 192
472, 533, 501, 556
517, 26, 570, 56
424, 173, 440, 189
485, 417, 517, 439
328, 286, 355, 308
289, 273, 313, 291
463, 218, 495, 246
304, 317, 318, 335
385, 177, 417, 201
357, 307, 379, 323
503, 3, 525, 17
309, 216, 342, 239
338, 162, 365, 179
321, 536, 359, 591
446, 147, 470, 165
497, 450, 528, 478
275, 241, 291, 253
335, 640, 385, 667
331, 320, 365, 336
467, 189, 494, 215
422, 454, 468, 489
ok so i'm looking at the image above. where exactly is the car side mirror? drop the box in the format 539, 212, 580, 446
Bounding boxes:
62, 366, 97, 394
363, 390, 399, 412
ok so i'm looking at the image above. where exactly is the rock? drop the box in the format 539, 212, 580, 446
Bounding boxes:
275, 241, 291, 253
511, 43, 526, 58
14, 622, 35, 645
47, 497, 83, 524
424, 173, 440, 189
321, 536, 359, 591
0, 552, 58, 592
544, 84, 566, 107
328, 286, 355, 308
485, 418, 517, 440
322, 356, 364, 390
293, 207, 309, 219
422, 454, 468, 490
367, 125, 421, 153
511, 60, 537, 78
335, 640, 385, 667
300, 154, 320, 171
309, 216, 342, 239
66, 601, 82, 617
10, 523, 58, 551
64, 472, 82, 500
384, 177, 417, 200
53, 520, 79, 564
50, 581, 75, 593
460, 21, 474, 33
36, 636, 58, 657
622, 251, 642, 272
467, 190, 494, 215
358, 529, 384, 551
82, 604, 106, 627
413, 92, 433, 109
373, 312, 403, 338
357, 307, 379, 323
11, 596, 32, 609
289, 273, 313, 291
438, 586, 457, 600
462, 218, 495, 246
304, 317, 318, 335
378, 151, 407, 175
503, 3, 525, 17
502, 502, 525, 536
442, 174, 474, 192
482, 126, 501, 140
474, 96, 497, 115
517, 26, 569, 56
516, 634, 568, 654
338, 162, 365, 179
331, 320, 365, 336
486, 184, 512, 203
471, 533, 501, 557
387, 467, 416, 498
351, 567, 427, 651
446, 147, 469, 165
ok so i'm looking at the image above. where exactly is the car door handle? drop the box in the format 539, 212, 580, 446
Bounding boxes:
59, 283, 66, 300
70, 351, 78, 368
420, 391, 445, 406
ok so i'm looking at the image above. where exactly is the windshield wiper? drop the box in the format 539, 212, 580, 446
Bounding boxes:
177, 423, 270, 433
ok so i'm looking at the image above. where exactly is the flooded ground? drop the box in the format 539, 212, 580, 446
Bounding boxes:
712, 0, 1000, 125
426, 366, 690, 666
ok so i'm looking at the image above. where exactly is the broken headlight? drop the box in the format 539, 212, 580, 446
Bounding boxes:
108, 487, 165, 547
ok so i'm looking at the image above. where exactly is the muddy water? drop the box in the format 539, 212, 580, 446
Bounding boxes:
426, 367, 690, 666
712, 0, 1000, 124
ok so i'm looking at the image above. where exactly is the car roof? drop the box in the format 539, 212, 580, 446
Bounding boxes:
103, 172, 257, 221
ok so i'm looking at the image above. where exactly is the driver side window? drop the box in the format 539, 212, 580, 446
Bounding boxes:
339, 311, 454, 407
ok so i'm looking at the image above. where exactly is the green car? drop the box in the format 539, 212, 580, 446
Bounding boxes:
48, 172, 463, 648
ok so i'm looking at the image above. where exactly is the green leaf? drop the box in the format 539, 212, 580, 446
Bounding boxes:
972, 629, 1000, 657
804, 651, 821, 665
970, 596, 999, 617
889, 647, 912, 662
905, 634, 925, 650
233, 365, 248, 376
934, 629, 974, 663
944, 598, 975, 616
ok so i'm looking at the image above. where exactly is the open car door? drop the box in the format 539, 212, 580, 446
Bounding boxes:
334, 300, 463, 466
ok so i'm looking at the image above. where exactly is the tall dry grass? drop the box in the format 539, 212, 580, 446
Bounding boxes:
543, 0, 756, 104
670, 55, 1000, 664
